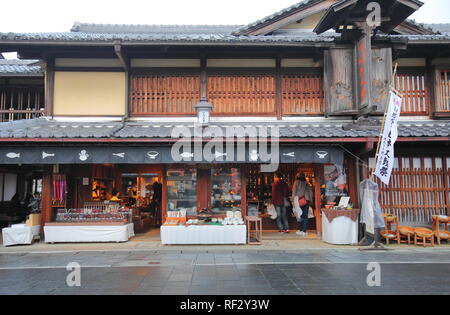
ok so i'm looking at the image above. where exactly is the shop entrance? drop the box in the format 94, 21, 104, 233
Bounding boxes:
245, 164, 319, 238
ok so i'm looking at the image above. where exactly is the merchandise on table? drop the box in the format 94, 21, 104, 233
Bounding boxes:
55, 207, 132, 223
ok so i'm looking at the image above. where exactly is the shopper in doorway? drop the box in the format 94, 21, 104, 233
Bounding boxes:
272, 172, 290, 233
292, 173, 313, 237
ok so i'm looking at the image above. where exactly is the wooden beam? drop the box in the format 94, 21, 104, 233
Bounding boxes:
44, 56, 54, 117
40, 166, 52, 235
314, 163, 323, 238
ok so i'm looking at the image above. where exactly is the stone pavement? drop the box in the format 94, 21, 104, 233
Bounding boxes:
1, 233, 449, 254
0, 248, 450, 295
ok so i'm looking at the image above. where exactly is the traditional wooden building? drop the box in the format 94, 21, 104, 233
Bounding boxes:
0, 0, 449, 238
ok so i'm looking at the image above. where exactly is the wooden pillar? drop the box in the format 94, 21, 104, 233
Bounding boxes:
346, 155, 359, 208
40, 166, 52, 235
241, 167, 247, 216
200, 54, 208, 99
275, 56, 282, 120
425, 57, 435, 119
44, 56, 55, 117
314, 164, 323, 238
161, 165, 167, 222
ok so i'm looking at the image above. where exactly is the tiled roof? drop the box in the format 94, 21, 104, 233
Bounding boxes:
0, 118, 449, 140
0, 59, 42, 76
232, 0, 324, 35
425, 23, 450, 35
71, 22, 242, 35
0, 32, 337, 45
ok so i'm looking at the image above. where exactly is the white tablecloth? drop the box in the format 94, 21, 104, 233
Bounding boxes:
2, 225, 40, 247
161, 225, 247, 245
322, 215, 358, 245
44, 223, 134, 243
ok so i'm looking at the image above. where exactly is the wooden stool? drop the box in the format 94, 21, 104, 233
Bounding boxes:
432, 215, 450, 231
434, 230, 450, 245
398, 226, 415, 245
381, 214, 400, 245
432, 215, 450, 245
245, 216, 262, 245
414, 228, 435, 248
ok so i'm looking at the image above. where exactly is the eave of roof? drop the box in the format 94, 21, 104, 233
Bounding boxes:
0, 59, 43, 76
0, 32, 337, 47
0, 118, 449, 141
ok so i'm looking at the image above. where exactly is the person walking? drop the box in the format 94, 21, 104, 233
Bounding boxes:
272, 172, 290, 233
292, 173, 313, 237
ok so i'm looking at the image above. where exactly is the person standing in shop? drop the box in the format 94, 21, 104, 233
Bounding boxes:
292, 173, 313, 237
272, 172, 290, 233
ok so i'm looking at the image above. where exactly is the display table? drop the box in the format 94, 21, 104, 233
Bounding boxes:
2, 224, 40, 247
161, 225, 247, 245
322, 209, 360, 245
44, 222, 134, 243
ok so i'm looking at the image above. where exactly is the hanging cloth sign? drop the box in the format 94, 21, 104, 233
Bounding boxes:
374, 91, 402, 185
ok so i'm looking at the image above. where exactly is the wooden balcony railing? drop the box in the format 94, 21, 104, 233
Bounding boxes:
394, 72, 429, 115
0, 87, 45, 122
437, 70, 450, 113
130, 73, 324, 116
282, 74, 324, 115
130, 75, 200, 116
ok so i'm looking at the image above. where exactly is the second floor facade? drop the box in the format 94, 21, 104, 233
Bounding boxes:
1, 0, 450, 122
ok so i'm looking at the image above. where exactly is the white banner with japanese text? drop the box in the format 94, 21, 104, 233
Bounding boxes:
374, 92, 402, 185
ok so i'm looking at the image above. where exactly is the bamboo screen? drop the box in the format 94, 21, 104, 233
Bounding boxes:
0, 87, 44, 122
130, 75, 200, 115
437, 70, 450, 112
282, 74, 324, 115
207, 75, 276, 115
394, 72, 429, 115
370, 156, 450, 223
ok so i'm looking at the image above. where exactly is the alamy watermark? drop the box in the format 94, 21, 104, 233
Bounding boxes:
66, 262, 81, 287
367, 2, 382, 27
366, 262, 381, 287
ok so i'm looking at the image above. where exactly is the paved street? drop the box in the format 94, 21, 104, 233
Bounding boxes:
0, 249, 450, 295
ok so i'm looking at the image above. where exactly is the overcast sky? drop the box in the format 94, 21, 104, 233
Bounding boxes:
0, 0, 448, 33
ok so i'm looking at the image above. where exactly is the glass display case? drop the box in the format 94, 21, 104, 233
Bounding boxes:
55, 207, 132, 223
211, 167, 241, 214
166, 168, 197, 216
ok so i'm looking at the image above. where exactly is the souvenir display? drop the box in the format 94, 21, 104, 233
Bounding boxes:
52, 174, 67, 207
166, 168, 197, 216
55, 207, 132, 222
211, 168, 241, 213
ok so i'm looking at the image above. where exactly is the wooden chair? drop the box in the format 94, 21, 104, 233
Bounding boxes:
380, 214, 400, 245
414, 227, 434, 248
432, 215, 450, 245
398, 226, 415, 245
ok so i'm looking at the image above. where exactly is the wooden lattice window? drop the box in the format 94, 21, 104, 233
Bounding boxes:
130, 75, 200, 115
0, 86, 44, 122
207, 75, 276, 115
437, 70, 450, 112
395, 71, 429, 115
282, 74, 324, 115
